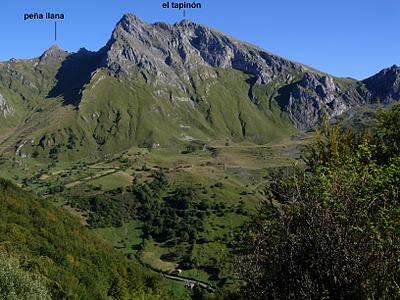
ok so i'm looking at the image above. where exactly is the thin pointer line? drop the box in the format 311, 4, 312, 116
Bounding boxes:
55, 22, 57, 41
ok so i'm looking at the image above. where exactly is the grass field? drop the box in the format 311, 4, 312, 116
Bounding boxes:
0, 132, 314, 292
94, 220, 143, 255
89, 171, 134, 190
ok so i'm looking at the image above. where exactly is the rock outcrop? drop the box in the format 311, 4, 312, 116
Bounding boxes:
100, 14, 400, 129
0, 93, 14, 118
39, 44, 69, 65
102, 14, 301, 87
362, 65, 400, 103
284, 66, 400, 128
285, 73, 364, 129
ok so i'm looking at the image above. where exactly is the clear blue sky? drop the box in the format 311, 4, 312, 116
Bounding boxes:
0, 0, 398, 79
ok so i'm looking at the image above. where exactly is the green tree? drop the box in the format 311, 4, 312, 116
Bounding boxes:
0, 251, 51, 300
236, 104, 400, 299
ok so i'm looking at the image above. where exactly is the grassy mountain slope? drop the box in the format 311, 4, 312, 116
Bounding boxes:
0, 178, 168, 299
0, 57, 61, 148
0, 14, 399, 162
1, 64, 298, 162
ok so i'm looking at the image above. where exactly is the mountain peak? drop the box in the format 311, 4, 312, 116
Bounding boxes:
364, 64, 400, 81
387, 64, 400, 75
121, 13, 142, 22
98, 13, 400, 130
363, 64, 400, 103
174, 19, 197, 27
2, 12, 400, 158
105, 12, 301, 85
39, 44, 68, 63
43, 44, 65, 54
376, 64, 400, 75
76, 47, 96, 56
118, 13, 146, 29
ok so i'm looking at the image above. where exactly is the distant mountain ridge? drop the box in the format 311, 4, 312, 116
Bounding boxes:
0, 13, 399, 159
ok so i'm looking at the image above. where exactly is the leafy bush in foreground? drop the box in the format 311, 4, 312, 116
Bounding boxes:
236, 104, 400, 299
0, 251, 51, 300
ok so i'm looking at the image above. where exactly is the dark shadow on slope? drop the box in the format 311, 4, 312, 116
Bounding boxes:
47, 49, 103, 106
246, 76, 300, 112
275, 81, 299, 111
245, 76, 258, 104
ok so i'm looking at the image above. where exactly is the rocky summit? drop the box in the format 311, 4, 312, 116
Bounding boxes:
0, 13, 399, 159
103, 14, 301, 86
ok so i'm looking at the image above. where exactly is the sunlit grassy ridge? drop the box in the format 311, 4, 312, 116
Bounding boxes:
0, 58, 299, 162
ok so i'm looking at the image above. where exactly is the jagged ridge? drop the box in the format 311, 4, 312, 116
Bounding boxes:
0, 13, 399, 159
